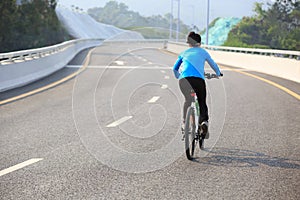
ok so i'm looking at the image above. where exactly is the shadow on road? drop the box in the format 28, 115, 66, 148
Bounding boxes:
192, 147, 300, 169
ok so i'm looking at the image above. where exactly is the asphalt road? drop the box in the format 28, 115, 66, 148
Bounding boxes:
0, 41, 299, 200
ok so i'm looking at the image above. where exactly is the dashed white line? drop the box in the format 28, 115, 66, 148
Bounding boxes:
106, 116, 133, 128
164, 75, 170, 79
0, 158, 43, 177
161, 84, 168, 89
161, 70, 166, 74
148, 96, 160, 103
113, 60, 125, 65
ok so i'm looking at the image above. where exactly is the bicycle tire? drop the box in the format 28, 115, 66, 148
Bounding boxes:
184, 107, 196, 160
199, 136, 204, 150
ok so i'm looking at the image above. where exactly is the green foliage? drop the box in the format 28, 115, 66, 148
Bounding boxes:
200, 17, 221, 35
224, 0, 300, 50
88, 0, 190, 39
0, 0, 71, 53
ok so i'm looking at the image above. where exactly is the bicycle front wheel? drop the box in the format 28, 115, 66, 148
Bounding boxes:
184, 107, 196, 160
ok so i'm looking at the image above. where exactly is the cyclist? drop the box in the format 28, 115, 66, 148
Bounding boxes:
173, 31, 222, 139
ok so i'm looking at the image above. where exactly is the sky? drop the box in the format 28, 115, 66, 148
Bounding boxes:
57, 0, 275, 29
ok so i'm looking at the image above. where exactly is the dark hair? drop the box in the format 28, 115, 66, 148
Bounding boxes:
187, 32, 201, 46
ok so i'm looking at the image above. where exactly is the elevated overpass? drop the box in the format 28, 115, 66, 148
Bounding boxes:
0, 40, 299, 199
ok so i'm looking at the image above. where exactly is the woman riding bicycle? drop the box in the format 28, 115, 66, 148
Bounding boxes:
173, 31, 222, 139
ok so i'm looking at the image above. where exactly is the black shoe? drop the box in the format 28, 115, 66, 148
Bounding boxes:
200, 121, 209, 139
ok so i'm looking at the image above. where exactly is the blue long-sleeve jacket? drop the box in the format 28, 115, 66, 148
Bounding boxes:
173, 47, 221, 80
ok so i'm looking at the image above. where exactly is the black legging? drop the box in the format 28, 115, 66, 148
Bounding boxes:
179, 77, 208, 125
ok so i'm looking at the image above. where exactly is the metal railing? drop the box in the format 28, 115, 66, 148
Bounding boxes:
0, 39, 103, 65
1, 39, 299, 64
168, 41, 300, 60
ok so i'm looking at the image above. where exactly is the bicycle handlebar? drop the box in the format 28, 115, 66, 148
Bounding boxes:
205, 72, 223, 79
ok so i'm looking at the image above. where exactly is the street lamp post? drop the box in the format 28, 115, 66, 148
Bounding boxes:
169, 0, 173, 40
170, 0, 209, 43
187, 5, 195, 31
176, 0, 180, 42
169, 0, 180, 42
205, 0, 210, 45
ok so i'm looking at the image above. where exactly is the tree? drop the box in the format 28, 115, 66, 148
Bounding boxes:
224, 0, 300, 50
0, 0, 70, 53
0, 0, 18, 51
87, 1, 189, 38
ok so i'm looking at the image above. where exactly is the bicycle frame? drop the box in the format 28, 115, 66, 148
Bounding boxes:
190, 91, 199, 133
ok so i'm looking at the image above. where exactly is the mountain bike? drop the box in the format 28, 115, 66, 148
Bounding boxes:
183, 73, 222, 160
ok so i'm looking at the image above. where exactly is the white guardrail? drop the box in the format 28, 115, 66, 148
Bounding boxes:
167, 41, 300, 83
0, 39, 103, 92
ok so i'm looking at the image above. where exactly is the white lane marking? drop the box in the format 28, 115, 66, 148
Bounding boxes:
0, 158, 43, 177
67, 65, 171, 70
164, 75, 170, 79
113, 60, 125, 65
66, 65, 246, 72
106, 116, 133, 128
161, 84, 168, 89
66, 65, 83, 68
148, 96, 160, 103
148, 62, 153, 65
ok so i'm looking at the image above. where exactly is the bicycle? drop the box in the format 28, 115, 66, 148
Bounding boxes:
183, 73, 222, 160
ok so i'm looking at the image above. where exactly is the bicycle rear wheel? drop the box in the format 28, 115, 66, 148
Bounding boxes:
184, 107, 196, 160
199, 136, 204, 150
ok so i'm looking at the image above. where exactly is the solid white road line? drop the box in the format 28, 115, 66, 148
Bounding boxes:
148, 96, 160, 103
0, 158, 43, 177
106, 116, 133, 128
66, 65, 251, 72
66, 65, 171, 70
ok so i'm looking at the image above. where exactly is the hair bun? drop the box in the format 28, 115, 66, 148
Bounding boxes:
187, 31, 201, 45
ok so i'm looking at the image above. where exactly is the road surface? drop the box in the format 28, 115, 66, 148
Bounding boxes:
1, 41, 299, 199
